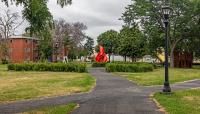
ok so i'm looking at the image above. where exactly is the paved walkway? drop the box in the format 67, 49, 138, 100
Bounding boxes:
0, 68, 200, 114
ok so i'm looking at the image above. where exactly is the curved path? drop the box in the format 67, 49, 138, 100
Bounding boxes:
0, 68, 200, 114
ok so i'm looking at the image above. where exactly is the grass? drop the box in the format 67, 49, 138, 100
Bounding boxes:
21, 103, 77, 114
0, 64, 7, 71
0, 65, 95, 103
154, 89, 200, 114
86, 63, 92, 68
193, 65, 200, 69
115, 68, 200, 86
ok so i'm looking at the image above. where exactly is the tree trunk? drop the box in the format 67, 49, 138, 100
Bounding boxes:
132, 56, 136, 62
170, 48, 175, 68
124, 56, 126, 62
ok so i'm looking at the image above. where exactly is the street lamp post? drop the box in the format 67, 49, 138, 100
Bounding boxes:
162, 5, 172, 93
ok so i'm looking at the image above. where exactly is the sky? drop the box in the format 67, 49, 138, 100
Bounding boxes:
0, 0, 131, 42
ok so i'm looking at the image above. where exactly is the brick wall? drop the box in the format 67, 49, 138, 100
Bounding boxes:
8, 37, 38, 63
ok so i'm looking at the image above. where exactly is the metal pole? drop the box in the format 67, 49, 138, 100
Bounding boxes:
163, 21, 171, 93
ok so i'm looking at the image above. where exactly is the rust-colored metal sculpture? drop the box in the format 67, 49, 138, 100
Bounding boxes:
95, 46, 108, 62
174, 51, 193, 68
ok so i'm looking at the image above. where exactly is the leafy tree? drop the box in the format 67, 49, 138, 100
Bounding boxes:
37, 28, 53, 61
77, 48, 87, 61
121, 0, 200, 67
2, 0, 72, 8
22, 0, 53, 36
2, 0, 72, 36
17, 0, 54, 61
68, 47, 77, 61
84, 36, 94, 56
97, 30, 119, 61
118, 26, 147, 62
94, 45, 99, 53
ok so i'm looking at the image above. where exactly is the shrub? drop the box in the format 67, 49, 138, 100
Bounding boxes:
152, 63, 164, 69
7, 63, 15, 70
106, 62, 154, 72
7, 63, 87, 73
92, 62, 107, 67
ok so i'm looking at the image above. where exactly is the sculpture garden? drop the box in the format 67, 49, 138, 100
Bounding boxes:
0, 0, 200, 114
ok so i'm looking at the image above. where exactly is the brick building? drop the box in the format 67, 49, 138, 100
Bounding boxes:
0, 36, 39, 63
52, 44, 69, 62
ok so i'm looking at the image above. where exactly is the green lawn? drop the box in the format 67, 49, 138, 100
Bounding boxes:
0, 65, 95, 103
154, 89, 200, 114
0, 64, 7, 71
86, 63, 92, 68
21, 103, 77, 114
115, 68, 200, 86
193, 65, 200, 69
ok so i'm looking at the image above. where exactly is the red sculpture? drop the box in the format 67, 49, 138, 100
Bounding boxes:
95, 45, 108, 62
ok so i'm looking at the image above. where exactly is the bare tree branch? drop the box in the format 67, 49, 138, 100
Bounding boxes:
0, 9, 22, 60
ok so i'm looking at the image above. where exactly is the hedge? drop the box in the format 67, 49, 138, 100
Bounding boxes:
106, 63, 154, 72
92, 62, 107, 67
1, 59, 9, 64
7, 63, 87, 73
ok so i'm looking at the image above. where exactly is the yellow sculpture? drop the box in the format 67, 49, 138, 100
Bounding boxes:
156, 48, 165, 63
157, 52, 165, 63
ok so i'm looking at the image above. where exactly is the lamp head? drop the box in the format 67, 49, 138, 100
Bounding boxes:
162, 5, 172, 20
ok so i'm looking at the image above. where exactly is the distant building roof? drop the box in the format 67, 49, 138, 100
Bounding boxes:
9, 36, 39, 40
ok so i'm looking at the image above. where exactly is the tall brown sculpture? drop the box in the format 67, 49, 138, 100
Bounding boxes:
174, 51, 193, 68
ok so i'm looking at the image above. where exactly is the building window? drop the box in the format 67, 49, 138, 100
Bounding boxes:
10, 40, 12, 43
27, 48, 30, 52
24, 48, 31, 53
26, 40, 28, 43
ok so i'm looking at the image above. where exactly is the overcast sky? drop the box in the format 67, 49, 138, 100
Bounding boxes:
0, 0, 131, 42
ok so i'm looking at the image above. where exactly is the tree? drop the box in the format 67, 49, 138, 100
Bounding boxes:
68, 47, 77, 61
70, 22, 87, 46
0, 10, 22, 39
2, 0, 72, 36
53, 19, 87, 62
97, 30, 119, 61
53, 19, 71, 57
37, 28, 53, 61
19, 0, 54, 61
53, 19, 87, 47
121, 0, 200, 67
118, 26, 147, 62
84, 36, 94, 56
2, 0, 72, 8
0, 9, 23, 61
22, 0, 53, 36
